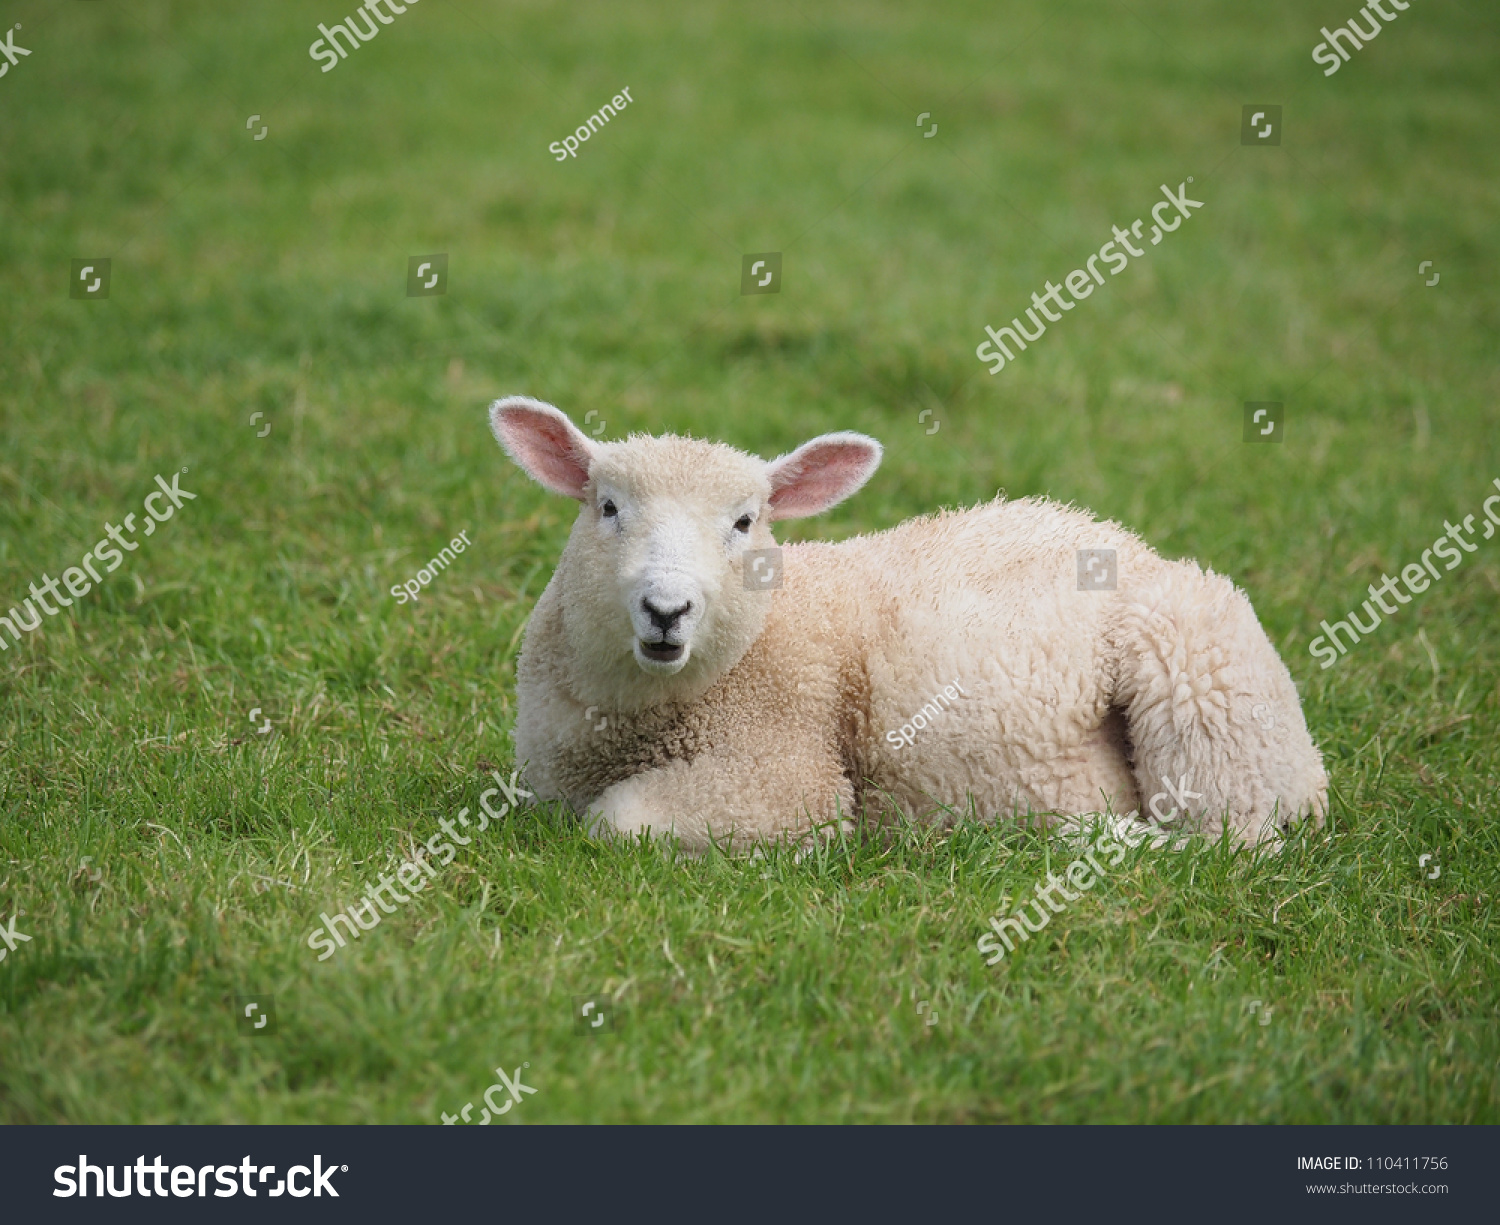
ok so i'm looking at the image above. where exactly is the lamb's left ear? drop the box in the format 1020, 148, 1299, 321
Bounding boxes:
764, 432, 883, 520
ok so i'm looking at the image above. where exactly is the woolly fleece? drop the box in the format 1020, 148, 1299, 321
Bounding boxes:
493, 400, 1329, 853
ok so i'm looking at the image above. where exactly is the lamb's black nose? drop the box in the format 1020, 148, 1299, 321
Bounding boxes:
642, 598, 692, 633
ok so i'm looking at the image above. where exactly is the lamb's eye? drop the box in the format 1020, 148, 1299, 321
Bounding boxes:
601, 500, 617, 518
734, 514, 753, 533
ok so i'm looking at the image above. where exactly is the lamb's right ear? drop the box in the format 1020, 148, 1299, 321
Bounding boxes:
489, 397, 597, 501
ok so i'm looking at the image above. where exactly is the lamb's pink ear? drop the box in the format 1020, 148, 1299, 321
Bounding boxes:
489, 397, 597, 501
765, 431, 883, 520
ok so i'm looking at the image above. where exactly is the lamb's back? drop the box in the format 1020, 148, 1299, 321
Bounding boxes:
771, 497, 1163, 812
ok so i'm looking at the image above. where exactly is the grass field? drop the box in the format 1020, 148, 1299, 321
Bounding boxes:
1, 0, 1497, 1123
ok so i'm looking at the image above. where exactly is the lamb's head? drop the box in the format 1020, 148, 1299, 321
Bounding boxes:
490, 397, 881, 706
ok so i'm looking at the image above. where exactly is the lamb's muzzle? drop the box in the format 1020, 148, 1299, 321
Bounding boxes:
640, 594, 690, 660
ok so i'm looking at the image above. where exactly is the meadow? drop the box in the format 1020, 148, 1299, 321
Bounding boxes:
0, 0, 1496, 1123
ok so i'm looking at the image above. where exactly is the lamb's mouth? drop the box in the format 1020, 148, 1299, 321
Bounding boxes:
638, 640, 685, 663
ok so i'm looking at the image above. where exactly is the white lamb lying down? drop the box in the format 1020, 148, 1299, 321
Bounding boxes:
489, 397, 1328, 853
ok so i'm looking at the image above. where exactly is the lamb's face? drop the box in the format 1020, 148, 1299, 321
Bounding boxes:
576, 442, 774, 679
490, 396, 883, 706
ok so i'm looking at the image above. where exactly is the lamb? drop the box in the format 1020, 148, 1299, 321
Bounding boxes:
488, 396, 1329, 853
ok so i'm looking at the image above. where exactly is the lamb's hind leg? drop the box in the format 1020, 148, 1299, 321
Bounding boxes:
1109, 560, 1328, 848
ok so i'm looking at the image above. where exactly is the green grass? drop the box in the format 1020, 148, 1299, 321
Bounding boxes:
1, 0, 1498, 1123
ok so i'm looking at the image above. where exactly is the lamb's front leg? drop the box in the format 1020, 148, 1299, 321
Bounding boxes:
586, 747, 854, 855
